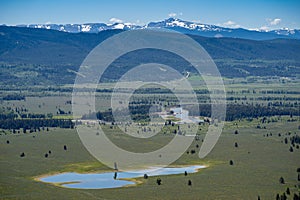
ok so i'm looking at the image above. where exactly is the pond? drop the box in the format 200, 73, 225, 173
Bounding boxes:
39, 165, 206, 189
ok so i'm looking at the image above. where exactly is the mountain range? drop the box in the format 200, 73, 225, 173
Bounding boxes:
0, 23, 300, 86
15, 18, 300, 40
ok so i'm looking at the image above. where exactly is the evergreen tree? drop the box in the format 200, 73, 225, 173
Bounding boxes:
156, 178, 162, 185
279, 177, 285, 184
281, 192, 287, 200
284, 138, 288, 144
276, 194, 280, 200
143, 174, 148, 179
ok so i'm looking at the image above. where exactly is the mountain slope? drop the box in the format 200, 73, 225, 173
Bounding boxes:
0, 26, 299, 85
0, 26, 122, 65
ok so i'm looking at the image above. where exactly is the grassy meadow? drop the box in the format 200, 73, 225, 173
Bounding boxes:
1, 117, 299, 200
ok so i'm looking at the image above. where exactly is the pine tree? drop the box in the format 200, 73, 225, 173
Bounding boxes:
284, 138, 288, 144
281, 192, 287, 200
156, 178, 162, 185
279, 177, 285, 184
293, 193, 299, 200
143, 174, 148, 179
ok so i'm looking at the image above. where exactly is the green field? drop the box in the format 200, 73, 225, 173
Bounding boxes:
0, 75, 299, 199
1, 76, 298, 117
1, 117, 299, 199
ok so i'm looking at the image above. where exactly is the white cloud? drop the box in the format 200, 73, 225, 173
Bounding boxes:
222, 20, 240, 28
168, 13, 177, 17
109, 17, 123, 24
253, 18, 282, 31
268, 18, 281, 26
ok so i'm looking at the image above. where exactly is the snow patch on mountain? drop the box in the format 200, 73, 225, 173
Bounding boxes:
113, 23, 125, 29
81, 24, 91, 32
15, 18, 300, 40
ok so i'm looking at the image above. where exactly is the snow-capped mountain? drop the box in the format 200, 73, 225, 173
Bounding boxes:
16, 18, 300, 40
147, 18, 300, 40
17, 22, 142, 33
147, 18, 226, 32
270, 28, 300, 36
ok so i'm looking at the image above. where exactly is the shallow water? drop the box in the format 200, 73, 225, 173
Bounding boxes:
39, 165, 205, 189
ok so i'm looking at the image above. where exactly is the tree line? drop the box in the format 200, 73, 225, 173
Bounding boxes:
0, 118, 74, 130
82, 103, 299, 123
82, 104, 162, 122
186, 104, 299, 121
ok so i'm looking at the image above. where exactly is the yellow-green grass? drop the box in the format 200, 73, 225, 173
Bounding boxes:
51, 115, 75, 119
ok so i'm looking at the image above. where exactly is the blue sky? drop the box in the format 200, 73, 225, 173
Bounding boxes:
0, 0, 299, 30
